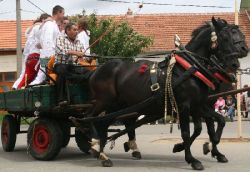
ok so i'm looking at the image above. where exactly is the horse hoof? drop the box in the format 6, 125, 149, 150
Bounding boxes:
124, 142, 130, 152
191, 161, 204, 171
203, 142, 210, 155
217, 155, 228, 163
90, 148, 100, 158
102, 159, 113, 167
173, 143, 184, 153
132, 151, 142, 159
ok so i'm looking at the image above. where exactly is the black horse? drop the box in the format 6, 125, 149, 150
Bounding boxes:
172, 83, 234, 161
172, 18, 248, 162
72, 17, 248, 170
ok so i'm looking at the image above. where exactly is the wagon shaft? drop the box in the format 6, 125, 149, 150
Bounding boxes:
208, 86, 250, 99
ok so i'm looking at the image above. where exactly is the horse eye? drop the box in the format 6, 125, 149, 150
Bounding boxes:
232, 29, 237, 34
221, 33, 228, 40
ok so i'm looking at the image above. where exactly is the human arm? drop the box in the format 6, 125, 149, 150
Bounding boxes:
67, 50, 85, 57
55, 36, 68, 55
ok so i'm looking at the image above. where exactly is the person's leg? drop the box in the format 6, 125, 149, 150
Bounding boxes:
13, 55, 27, 89
17, 53, 40, 88
227, 107, 234, 122
54, 64, 69, 104
73, 66, 93, 80
29, 65, 46, 85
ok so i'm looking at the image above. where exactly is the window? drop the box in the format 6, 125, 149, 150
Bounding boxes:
4, 72, 16, 82
0, 72, 16, 82
0, 73, 3, 82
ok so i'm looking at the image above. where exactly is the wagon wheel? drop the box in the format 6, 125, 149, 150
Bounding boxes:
1, 115, 17, 152
75, 128, 91, 154
59, 122, 71, 148
27, 118, 63, 160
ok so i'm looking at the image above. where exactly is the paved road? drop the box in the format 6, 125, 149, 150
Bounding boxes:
0, 122, 249, 172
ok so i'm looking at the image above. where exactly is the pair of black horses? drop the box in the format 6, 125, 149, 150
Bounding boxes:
73, 17, 249, 170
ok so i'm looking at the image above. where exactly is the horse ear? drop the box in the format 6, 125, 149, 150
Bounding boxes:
221, 19, 228, 25
212, 16, 227, 30
211, 16, 218, 27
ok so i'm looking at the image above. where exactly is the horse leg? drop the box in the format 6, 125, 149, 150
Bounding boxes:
204, 110, 228, 163
123, 120, 142, 159
179, 105, 204, 170
87, 99, 111, 157
98, 124, 113, 167
173, 116, 202, 153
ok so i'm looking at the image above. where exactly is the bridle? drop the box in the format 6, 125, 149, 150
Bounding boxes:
210, 24, 245, 60
206, 22, 244, 82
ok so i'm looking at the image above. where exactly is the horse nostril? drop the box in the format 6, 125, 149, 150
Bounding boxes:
232, 63, 239, 69
241, 46, 249, 53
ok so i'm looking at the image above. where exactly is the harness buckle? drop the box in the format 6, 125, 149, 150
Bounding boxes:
151, 83, 160, 92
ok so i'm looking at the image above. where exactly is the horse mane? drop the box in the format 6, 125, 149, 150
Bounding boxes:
191, 23, 210, 39
188, 18, 229, 50
186, 23, 211, 51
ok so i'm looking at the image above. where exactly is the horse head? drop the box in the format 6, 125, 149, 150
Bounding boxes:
212, 17, 249, 72
186, 17, 249, 73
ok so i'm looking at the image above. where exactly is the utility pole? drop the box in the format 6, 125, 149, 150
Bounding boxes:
235, 0, 243, 139
16, 0, 22, 76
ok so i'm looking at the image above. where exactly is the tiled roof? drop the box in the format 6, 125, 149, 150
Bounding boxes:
0, 12, 249, 51
0, 20, 33, 50
99, 12, 250, 51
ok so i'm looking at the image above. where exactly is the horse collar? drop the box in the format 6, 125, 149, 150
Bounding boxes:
174, 54, 216, 90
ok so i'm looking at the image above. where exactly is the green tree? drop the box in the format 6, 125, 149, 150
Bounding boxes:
70, 13, 153, 57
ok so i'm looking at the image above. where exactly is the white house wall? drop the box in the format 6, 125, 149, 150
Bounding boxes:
239, 53, 250, 87
0, 55, 17, 72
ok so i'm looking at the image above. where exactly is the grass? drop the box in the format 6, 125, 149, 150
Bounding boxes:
0, 111, 7, 121
0, 111, 34, 125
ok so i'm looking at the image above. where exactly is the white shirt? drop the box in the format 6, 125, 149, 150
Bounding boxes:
76, 30, 90, 55
39, 20, 60, 59
23, 27, 33, 58
27, 23, 42, 55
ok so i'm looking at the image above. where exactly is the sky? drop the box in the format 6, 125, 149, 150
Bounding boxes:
0, 0, 242, 20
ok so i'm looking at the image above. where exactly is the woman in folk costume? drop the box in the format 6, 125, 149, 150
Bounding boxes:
12, 13, 50, 89
76, 17, 96, 70
12, 26, 31, 89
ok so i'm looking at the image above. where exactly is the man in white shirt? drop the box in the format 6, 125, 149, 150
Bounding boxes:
12, 13, 50, 89
29, 5, 65, 85
54, 22, 92, 105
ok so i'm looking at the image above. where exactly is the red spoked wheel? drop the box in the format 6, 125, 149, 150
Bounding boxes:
32, 125, 50, 153
1, 115, 17, 152
27, 118, 63, 160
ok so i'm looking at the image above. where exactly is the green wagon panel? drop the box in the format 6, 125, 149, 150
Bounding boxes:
0, 84, 90, 112
2, 90, 25, 111
0, 92, 5, 109
24, 85, 56, 111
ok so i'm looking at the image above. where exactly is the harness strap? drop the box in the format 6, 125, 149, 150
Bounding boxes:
179, 52, 219, 85
175, 54, 216, 90
173, 66, 197, 88
213, 72, 230, 84
150, 62, 160, 92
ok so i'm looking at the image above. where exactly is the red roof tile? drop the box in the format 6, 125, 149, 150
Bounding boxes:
0, 12, 249, 51
0, 20, 33, 49
99, 12, 250, 51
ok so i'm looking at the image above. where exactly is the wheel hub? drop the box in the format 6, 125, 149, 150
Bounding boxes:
33, 126, 50, 153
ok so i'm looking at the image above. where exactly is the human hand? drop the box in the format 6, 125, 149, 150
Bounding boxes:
36, 43, 42, 49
